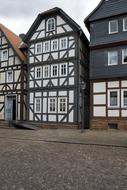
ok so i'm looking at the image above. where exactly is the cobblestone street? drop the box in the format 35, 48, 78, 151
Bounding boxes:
0, 129, 127, 190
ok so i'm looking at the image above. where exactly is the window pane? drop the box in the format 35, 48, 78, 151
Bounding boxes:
108, 51, 118, 65
110, 91, 117, 106
109, 20, 118, 33
123, 91, 127, 106
122, 49, 127, 64
123, 18, 127, 31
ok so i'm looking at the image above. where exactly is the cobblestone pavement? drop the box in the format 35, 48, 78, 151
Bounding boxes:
0, 129, 127, 190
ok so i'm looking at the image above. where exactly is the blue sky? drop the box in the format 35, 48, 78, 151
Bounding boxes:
0, 0, 100, 38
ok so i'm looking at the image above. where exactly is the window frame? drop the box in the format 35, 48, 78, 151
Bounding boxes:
51, 64, 58, 77
1, 49, 8, 61
58, 97, 67, 113
47, 18, 55, 32
60, 63, 67, 76
109, 20, 118, 34
123, 17, 127, 32
108, 51, 118, 66
6, 70, 13, 83
108, 89, 120, 108
48, 98, 57, 113
121, 89, 127, 108
35, 67, 42, 79
35, 98, 41, 113
43, 65, 50, 78
43, 41, 50, 53
122, 49, 127, 64
35, 43, 42, 54
60, 37, 68, 50
51, 39, 58, 51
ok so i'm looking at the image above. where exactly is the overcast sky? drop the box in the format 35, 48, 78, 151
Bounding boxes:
0, 0, 100, 38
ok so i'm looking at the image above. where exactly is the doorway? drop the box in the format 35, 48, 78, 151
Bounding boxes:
5, 95, 17, 121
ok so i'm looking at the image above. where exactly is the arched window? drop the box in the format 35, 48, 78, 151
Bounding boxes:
47, 18, 55, 31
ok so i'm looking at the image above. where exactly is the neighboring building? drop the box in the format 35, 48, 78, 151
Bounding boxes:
0, 24, 27, 122
24, 7, 89, 128
85, 0, 127, 129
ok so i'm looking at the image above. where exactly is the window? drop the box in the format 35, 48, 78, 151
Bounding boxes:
48, 98, 56, 113
35, 43, 42, 54
43, 66, 50, 78
47, 18, 55, 31
109, 20, 118, 34
108, 51, 118, 66
108, 90, 119, 108
43, 41, 50, 52
122, 49, 127, 64
51, 39, 58, 51
1, 50, 8, 61
35, 67, 42, 79
58, 98, 67, 113
121, 90, 127, 107
123, 18, 127, 31
35, 98, 41, 113
60, 64, 67, 76
7, 71, 13, 82
60, 37, 67, 49
51, 65, 58, 77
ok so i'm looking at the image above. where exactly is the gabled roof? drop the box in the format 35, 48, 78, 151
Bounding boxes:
24, 7, 89, 44
85, 0, 127, 31
0, 23, 26, 61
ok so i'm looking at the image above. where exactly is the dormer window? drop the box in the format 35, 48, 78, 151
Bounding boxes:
123, 18, 127, 31
109, 20, 118, 34
47, 18, 55, 31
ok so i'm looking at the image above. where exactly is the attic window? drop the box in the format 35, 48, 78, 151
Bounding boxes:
47, 18, 55, 31
109, 20, 118, 34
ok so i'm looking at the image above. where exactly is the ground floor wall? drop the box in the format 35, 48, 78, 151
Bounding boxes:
28, 88, 79, 124
90, 79, 127, 129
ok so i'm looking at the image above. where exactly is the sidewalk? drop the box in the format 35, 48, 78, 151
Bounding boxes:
0, 128, 127, 147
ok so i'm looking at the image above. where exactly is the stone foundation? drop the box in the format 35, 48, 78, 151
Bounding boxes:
91, 118, 127, 130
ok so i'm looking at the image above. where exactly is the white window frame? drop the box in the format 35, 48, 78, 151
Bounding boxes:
47, 18, 55, 31
35, 98, 41, 113
123, 17, 127, 31
48, 98, 57, 113
60, 37, 67, 50
121, 89, 127, 108
35, 43, 42, 54
58, 97, 67, 113
108, 51, 118, 66
35, 67, 42, 79
109, 20, 118, 34
51, 64, 58, 77
43, 65, 50, 78
43, 41, 50, 53
122, 49, 127, 64
51, 39, 58, 51
1, 49, 8, 61
60, 63, 67, 76
108, 89, 120, 108
6, 70, 13, 83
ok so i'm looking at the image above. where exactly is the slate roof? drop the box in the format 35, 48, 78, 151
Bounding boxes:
0, 23, 26, 61
85, 0, 127, 30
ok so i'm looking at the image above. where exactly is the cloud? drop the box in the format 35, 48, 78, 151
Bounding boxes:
0, 0, 101, 37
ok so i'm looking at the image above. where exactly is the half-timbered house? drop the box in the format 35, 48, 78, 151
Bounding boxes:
0, 24, 27, 123
24, 7, 89, 128
85, 0, 127, 129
